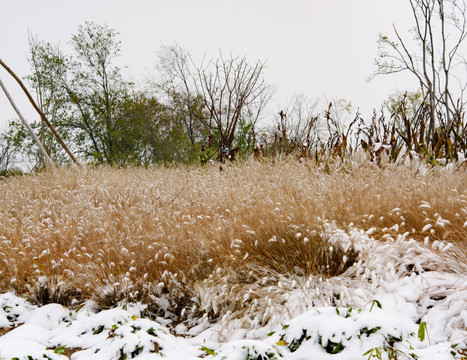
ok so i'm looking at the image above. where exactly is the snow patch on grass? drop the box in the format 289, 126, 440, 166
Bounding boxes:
0, 223, 465, 359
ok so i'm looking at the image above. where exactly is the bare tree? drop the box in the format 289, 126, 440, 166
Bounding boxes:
372, 0, 467, 145
195, 53, 273, 161
155, 43, 204, 145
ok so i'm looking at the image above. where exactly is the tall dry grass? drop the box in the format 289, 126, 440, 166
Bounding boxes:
0, 158, 466, 324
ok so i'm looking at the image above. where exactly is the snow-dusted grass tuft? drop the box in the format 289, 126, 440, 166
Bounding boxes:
0, 159, 465, 328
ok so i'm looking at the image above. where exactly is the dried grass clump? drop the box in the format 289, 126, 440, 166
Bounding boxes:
0, 159, 465, 323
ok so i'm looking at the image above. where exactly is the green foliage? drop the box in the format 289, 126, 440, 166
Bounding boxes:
0, 168, 23, 179
9, 22, 134, 166
234, 117, 256, 158
23, 36, 71, 167
360, 326, 382, 337
418, 321, 429, 344
120, 93, 200, 165
0, 130, 19, 172
6, 117, 71, 169
288, 330, 310, 352
93, 325, 104, 335
323, 339, 344, 354
273, 302, 435, 357
7, 22, 208, 167
335, 306, 353, 318
66, 22, 134, 164
200, 145, 216, 165
201, 345, 217, 356
385, 91, 423, 118
363, 346, 385, 360
53, 346, 67, 355
368, 299, 382, 312
243, 346, 277, 360
363, 344, 417, 360
363, 333, 423, 360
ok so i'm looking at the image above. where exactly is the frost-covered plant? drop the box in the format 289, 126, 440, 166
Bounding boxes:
0, 160, 465, 328
266, 301, 438, 359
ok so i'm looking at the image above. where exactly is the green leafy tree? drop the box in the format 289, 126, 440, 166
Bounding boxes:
25, 35, 71, 165
9, 22, 136, 166
62, 21, 134, 164
118, 93, 199, 165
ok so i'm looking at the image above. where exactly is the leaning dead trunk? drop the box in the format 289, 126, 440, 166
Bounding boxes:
0, 76, 55, 168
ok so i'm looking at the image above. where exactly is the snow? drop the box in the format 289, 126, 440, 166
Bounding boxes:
0, 223, 465, 359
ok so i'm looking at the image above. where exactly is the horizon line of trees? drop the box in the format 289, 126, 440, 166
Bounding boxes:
1, 0, 467, 173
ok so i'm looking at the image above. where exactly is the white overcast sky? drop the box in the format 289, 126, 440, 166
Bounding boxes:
0, 0, 419, 130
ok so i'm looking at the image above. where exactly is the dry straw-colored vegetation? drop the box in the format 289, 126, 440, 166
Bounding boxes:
0, 158, 466, 325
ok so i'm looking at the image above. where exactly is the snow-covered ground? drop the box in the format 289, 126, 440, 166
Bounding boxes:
0, 223, 465, 360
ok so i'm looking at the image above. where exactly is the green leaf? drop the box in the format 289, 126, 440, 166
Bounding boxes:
93, 325, 104, 334
418, 321, 429, 343
369, 300, 382, 312
54, 345, 67, 355
331, 342, 344, 354
323, 339, 345, 354
201, 346, 216, 356
360, 326, 381, 337
281, 323, 289, 330
267, 331, 275, 337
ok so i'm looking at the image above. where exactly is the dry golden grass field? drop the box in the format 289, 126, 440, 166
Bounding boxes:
0, 159, 466, 328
